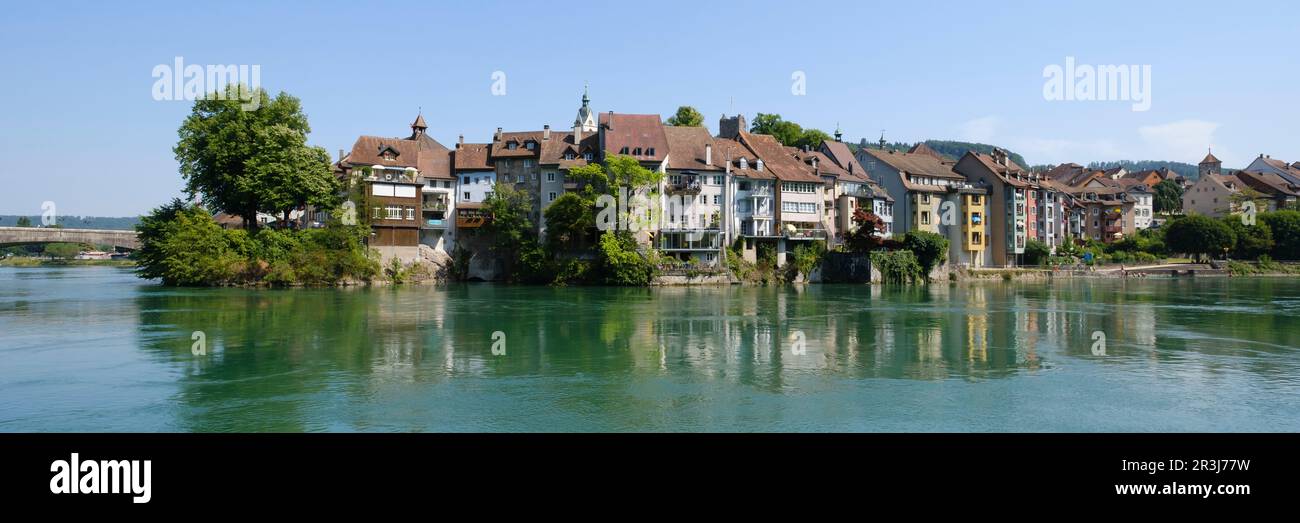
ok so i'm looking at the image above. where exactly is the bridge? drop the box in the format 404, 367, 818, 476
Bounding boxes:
0, 227, 140, 250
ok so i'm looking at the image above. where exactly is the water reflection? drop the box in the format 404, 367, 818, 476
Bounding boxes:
108, 276, 1300, 431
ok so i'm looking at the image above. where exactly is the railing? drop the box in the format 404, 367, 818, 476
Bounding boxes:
666, 181, 702, 195
423, 218, 448, 229
784, 226, 828, 240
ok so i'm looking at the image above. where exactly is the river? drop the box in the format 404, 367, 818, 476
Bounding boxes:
1, 266, 1298, 432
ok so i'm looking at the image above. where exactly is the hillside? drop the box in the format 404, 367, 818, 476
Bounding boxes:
0, 216, 140, 230
851, 139, 1029, 167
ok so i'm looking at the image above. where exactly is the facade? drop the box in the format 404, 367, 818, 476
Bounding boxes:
338, 114, 454, 261
857, 144, 967, 236
660, 125, 725, 265
817, 138, 893, 239
1183, 174, 1241, 218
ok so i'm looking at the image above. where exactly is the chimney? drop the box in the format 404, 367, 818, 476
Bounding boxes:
605, 111, 614, 130
543, 125, 551, 141
494, 127, 503, 141
705, 143, 712, 166
338, 149, 344, 163
458, 134, 464, 147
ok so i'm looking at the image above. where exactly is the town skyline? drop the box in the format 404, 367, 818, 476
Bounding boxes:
3, 0, 1298, 216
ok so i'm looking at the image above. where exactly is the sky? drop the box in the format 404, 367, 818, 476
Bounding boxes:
2, 0, 1297, 216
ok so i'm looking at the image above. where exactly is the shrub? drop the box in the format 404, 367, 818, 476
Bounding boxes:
871, 250, 923, 284
900, 231, 949, 276
1023, 239, 1051, 266
596, 230, 656, 285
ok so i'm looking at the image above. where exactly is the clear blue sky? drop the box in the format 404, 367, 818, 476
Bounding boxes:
2, 0, 1296, 216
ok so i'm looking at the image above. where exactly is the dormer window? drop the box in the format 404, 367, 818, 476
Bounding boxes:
564, 152, 575, 160
583, 152, 593, 161
507, 142, 518, 150
620, 146, 629, 154
647, 148, 655, 157
633, 147, 642, 156
525, 141, 536, 150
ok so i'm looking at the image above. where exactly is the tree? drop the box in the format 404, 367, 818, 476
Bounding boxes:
174, 85, 336, 231
15, 216, 32, 227
901, 230, 949, 277
749, 113, 804, 146
1023, 239, 1051, 265
596, 230, 656, 285
1224, 218, 1274, 259
794, 129, 832, 150
133, 200, 241, 285
43, 243, 84, 259
544, 192, 596, 252
1260, 210, 1300, 260
480, 184, 545, 282
844, 208, 885, 253
1164, 215, 1235, 262
665, 106, 704, 127
1153, 179, 1183, 214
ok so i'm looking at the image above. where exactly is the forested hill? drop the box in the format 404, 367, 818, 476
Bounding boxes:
0, 216, 140, 230
1084, 160, 1203, 180
851, 139, 1029, 168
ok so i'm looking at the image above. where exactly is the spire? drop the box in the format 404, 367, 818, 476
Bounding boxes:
574, 84, 597, 133
411, 110, 427, 131
878, 130, 887, 150
834, 122, 842, 142
581, 81, 590, 108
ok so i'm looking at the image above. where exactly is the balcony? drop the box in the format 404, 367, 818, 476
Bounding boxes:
666, 179, 702, 195
422, 216, 449, 229
783, 224, 827, 240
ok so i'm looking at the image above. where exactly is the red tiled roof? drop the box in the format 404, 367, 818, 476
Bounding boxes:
737, 131, 821, 183
599, 112, 669, 162
819, 140, 873, 181
662, 126, 722, 171
452, 143, 493, 171
346, 132, 453, 180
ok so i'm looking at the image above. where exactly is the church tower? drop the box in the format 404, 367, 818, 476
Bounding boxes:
1199, 148, 1222, 178
573, 85, 597, 141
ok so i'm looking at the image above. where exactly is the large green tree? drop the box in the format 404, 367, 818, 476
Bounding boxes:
665, 106, 704, 127
1260, 210, 1300, 260
174, 85, 338, 230
749, 113, 832, 149
1165, 215, 1235, 261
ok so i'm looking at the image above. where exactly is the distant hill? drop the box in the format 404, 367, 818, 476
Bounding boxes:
851, 139, 1029, 167
1083, 160, 1202, 180
0, 216, 140, 230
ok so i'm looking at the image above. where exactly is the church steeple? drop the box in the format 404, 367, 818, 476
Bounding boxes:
411, 111, 427, 138
834, 123, 842, 142
573, 83, 597, 136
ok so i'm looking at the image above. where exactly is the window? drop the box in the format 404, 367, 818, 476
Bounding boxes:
463, 176, 470, 185
620, 147, 629, 154
713, 195, 720, 205
385, 206, 401, 220
463, 192, 470, 201
972, 195, 982, 205
564, 152, 574, 160
548, 192, 557, 202
583, 152, 593, 161
705, 253, 716, 262
507, 142, 518, 150
633, 147, 642, 156
713, 176, 723, 185
405, 207, 415, 220
972, 232, 982, 245
921, 211, 931, 225
739, 182, 751, 191
524, 159, 535, 168
546, 172, 555, 182
525, 142, 535, 150
647, 148, 655, 156
372, 207, 380, 219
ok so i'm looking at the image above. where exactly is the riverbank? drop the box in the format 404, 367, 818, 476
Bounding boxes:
0, 257, 134, 268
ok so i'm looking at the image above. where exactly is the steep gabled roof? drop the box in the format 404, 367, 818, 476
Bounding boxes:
662, 126, 722, 171
736, 131, 821, 183
599, 112, 669, 162
452, 143, 493, 171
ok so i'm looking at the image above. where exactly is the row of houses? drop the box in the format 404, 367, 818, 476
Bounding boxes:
331, 91, 1295, 270
1182, 152, 1300, 217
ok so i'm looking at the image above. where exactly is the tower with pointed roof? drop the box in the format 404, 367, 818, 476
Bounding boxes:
834, 123, 842, 143
1199, 147, 1221, 178
410, 112, 428, 139
573, 85, 597, 134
